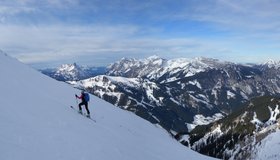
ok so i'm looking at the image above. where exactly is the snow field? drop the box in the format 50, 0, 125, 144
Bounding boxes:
0, 53, 216, 160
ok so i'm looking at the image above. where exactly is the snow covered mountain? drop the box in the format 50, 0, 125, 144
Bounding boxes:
107, 56, 226, 83
37, 55, 280, 159
0, 52, 216, 160
184, 96, 280, 159
261, 59, 280, 69
70, 56, 280, 136
69, 75, 225, 135
40, 63, 106, 81
252, 127, 280, 159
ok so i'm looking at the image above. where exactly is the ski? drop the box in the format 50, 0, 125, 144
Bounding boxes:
70, 106, 96, 122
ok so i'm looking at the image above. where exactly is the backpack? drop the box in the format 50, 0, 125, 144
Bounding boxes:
83, 92, 90, 102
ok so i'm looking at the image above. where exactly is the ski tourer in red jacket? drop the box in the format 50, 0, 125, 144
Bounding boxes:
75, 91, 90, 117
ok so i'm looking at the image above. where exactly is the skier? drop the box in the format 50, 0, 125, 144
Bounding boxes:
75, 90, 90, 117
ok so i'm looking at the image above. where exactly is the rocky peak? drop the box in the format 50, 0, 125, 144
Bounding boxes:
262, 59, 280, 69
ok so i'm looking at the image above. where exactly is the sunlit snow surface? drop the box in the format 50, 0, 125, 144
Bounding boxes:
0, 52, 216, 160
253, 129, 280, 160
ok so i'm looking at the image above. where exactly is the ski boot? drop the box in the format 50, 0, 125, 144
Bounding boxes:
78, 110, 82, 114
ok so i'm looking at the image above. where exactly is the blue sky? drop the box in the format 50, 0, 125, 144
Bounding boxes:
1, 0, 280, 68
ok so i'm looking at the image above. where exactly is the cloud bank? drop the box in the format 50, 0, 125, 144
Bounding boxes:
0, 0, 280, 67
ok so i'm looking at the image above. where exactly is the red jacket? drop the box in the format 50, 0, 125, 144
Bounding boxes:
76, 93, 86, 102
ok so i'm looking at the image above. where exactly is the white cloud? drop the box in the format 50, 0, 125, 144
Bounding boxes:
1, 0, 280, 67
0, 24, 138, 60
0, 24, 232, 65
0, 5, 36, 17
179, 0, 280, 32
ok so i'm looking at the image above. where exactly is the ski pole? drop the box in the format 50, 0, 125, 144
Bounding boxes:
75, 96, 79, 108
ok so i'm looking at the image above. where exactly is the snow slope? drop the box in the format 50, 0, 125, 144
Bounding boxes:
253, 129, 280, 160
0, 52, 216, 160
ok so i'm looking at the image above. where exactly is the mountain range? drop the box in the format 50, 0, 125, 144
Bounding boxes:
67, 56, 280, 130
41, 55, 280, 159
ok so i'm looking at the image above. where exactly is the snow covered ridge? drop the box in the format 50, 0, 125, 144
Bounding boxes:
187, 113, 224, 131
252, 127, 280, 160
249, 105, 280, 160
262, 59, 280, 69
108, 55, 280, 83
40, 63, 106, 81
0, 52, 216, 160
66, 56, 280, 158
251, 105, 280, 129
70, 60, 280, 135
107, 55, 230, 83
69, 75, 142, 91
183, 96, 280, 160
69, 75, 228, 135
56, 63, 85, 80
